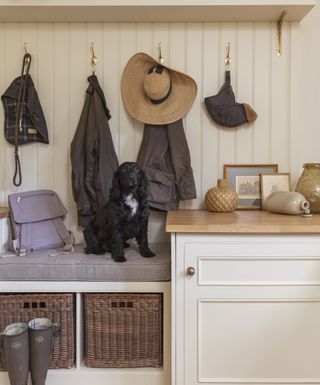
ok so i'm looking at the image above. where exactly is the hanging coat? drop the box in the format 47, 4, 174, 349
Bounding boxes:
137, 119, 196, 211
71, 75, 119, 226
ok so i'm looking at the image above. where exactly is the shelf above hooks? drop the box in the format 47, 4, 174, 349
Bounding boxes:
0, 1, 315, 22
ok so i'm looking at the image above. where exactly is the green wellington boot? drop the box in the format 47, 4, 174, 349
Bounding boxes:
0, 322, 29, 385
28, 318, 59, 385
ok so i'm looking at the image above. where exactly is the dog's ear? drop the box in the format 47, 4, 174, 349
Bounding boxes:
109, 169, 121, 200
137, 168, 149, 201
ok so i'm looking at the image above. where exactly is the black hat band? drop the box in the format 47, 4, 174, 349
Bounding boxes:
147, 65, 172, 105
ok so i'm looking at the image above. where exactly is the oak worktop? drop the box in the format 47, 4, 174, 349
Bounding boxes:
166, 209, 320, 234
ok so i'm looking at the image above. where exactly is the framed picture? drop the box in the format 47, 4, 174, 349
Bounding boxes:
223, 164, 278, 209
260, 172, 291, 210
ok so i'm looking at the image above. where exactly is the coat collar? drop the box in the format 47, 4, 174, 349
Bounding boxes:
87, 75, 111, 120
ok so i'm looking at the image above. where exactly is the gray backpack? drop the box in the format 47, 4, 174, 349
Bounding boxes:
8, 190, 73, 256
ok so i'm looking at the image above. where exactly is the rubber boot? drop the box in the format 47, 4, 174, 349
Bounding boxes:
0, 322, 29, 385
28, 318, 58, 385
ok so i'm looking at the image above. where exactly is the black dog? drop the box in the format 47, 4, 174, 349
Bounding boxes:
83, 162, 155, 262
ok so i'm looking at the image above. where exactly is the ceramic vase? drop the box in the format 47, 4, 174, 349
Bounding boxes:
295, 163, 320, 213
205, 179, 238, 212
265, 191, 310, 215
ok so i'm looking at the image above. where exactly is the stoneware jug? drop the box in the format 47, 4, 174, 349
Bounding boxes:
265, 191, 310, 215
295, 163, 320, 213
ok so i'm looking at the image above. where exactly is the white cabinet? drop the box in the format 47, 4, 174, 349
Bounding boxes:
167, 210, 320, 385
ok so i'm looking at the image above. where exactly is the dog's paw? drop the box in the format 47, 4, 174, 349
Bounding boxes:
140, 248, 156, 258
112, 254, 127, 263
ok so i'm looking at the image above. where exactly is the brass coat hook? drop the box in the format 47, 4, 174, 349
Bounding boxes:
23, 42, 31, 65
158, 42, 164, 64
277, 10, 287, 56
91, 42, 98, 74
225, 42, 231, 71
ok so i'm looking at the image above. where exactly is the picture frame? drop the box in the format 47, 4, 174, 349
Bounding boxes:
260, 172, 291, 210
223, 164, 278, 209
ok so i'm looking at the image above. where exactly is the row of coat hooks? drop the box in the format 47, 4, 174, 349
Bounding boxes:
21, 41, 164, 74
90, 40, 232, 72
88, 10, 287, 69
22, 10, 288, 72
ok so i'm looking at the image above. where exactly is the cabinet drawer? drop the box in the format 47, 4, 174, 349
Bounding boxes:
184, 242, 320, 286
197, 256, 320, 285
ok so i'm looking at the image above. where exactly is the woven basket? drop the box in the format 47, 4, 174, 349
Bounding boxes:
84, 293, 163, 368
0, 293, 75, 370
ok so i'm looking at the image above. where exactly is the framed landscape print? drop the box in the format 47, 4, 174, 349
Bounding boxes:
260, 172, 291, 210
223, 164, 278, 209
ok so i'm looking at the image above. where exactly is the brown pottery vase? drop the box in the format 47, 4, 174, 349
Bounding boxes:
205, 179, 239, 212
295, 163, 320, 213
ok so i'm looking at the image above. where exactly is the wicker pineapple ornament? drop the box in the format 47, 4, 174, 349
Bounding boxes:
205, 179, 238, 212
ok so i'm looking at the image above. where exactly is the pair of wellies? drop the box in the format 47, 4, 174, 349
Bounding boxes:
0, 318, 59, 385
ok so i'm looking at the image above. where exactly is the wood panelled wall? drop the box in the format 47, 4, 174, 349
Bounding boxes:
0, 22, 301, 246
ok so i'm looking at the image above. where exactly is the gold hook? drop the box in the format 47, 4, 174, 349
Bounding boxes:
23, 42, 31, 64
90, 42, 98, 74
158, 42, 164, 64
277, 10, 287, 56
225, 42, 231, 71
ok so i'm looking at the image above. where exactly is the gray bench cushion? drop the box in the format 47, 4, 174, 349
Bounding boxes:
0, 243, 170, 281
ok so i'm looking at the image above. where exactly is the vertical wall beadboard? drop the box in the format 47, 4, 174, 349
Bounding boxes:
0, 22, 297, 244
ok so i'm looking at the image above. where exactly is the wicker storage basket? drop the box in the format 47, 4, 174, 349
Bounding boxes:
85, 293, 163, 368
0, 293, 75, 370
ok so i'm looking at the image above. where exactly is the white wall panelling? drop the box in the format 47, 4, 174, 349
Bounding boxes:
0, 22, 299, 244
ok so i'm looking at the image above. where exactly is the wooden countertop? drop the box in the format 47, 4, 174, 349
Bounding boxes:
166, 209, 320, 234
0, 207, 9, 219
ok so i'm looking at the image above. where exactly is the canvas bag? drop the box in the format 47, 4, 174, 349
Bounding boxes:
204, 70, 257, 128
8, 190, 73, 256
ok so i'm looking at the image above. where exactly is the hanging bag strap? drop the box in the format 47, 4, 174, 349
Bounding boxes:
13, 53, 31, 187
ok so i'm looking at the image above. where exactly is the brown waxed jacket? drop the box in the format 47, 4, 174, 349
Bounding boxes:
137, 119, 196, 211
70, 75, 119, 226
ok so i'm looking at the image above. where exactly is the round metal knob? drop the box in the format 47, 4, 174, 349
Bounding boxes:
186, 266, 195, 276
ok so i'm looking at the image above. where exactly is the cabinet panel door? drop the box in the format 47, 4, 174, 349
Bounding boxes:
184, 246, 320, 385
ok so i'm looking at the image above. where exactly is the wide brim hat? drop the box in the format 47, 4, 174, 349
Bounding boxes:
121, 52, 197, 125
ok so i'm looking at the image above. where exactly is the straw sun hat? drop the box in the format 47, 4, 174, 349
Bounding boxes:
121, 52, 197, 125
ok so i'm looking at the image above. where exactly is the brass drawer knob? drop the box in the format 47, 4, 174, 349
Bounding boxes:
186, 266, 195, 276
